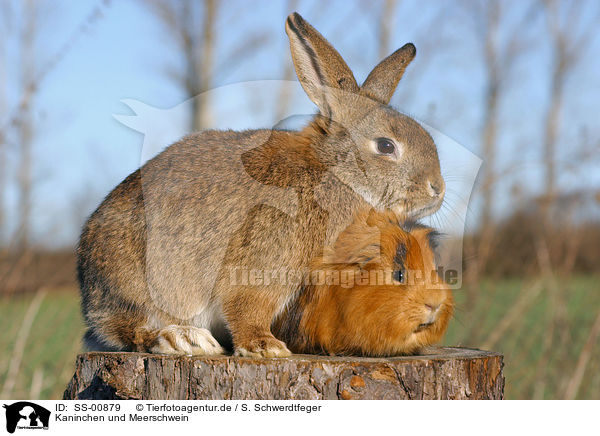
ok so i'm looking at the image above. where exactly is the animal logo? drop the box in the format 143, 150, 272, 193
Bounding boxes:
2, 402, 50, 433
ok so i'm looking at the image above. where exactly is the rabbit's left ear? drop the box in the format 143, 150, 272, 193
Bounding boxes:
285, 13, 359, 118
361, 43, 416, 105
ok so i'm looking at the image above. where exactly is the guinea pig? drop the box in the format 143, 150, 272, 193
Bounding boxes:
273, 209, 454, 356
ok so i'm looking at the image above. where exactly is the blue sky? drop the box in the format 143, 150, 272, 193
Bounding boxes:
1, 0, 599, 247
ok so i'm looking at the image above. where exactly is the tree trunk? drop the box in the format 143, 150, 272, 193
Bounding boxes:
63, 347, 504, 400
15, 0, 37, 250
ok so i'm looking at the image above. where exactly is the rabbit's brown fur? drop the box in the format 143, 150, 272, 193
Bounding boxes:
273, 209, 454, 356
78, 13, 445, 357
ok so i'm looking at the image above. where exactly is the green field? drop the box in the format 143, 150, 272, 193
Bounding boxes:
1, 275, 599, 400
444, 275, 600, 400
0, 289, 86, 399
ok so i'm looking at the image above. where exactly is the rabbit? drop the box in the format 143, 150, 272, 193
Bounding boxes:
273, 208, 454, 356
77, 12, 445, 358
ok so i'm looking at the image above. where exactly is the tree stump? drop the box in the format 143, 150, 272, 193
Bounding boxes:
63, 347, 504, 400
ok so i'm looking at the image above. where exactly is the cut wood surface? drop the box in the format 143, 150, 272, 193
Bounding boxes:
64, 347, 504, 400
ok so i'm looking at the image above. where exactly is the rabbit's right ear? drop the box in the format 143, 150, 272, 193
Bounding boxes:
285, 13, 359, 119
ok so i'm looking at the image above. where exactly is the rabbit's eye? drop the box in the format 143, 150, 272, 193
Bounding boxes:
376, 138, 395, 154
393, 269, 405, 283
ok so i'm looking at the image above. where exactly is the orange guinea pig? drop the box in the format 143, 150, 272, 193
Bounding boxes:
273, 209, 454, 356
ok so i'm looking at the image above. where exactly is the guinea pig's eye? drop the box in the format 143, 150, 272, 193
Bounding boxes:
376, 138, 395, 155
393, 269, 405, 283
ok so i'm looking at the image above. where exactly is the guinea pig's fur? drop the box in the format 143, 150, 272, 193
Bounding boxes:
273, 209, 454, 356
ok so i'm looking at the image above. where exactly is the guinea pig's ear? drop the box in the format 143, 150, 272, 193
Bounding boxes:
333, 243, 382, 269
406, 225, 444, 270
367, 208, 400, 228
392, 241, 407, 283
426, 230, 443, 268
393, 241, 407, 267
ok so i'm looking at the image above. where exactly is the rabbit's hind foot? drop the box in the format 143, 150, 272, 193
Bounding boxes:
150, 325, 224, 356
234, 334, 291, 358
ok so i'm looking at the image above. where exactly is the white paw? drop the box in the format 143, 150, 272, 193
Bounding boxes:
234, 338, 292, 358
150, 325, 224, 356
234, 347, 262, 358
235, 346, 291, 358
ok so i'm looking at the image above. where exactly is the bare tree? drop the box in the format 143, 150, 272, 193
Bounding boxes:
195, 0, 216, 130
275, 0, 300, 122
0, 1, 108, 250
14, 0, 39, 250
0, 5, 8, 244
541, 0, 598, 216
146, 0, 273, 132
478, 0, 501, 237
377, 0, 398, 61
370, 0, 445, 106
528, 3, 600, 394
146, 0, 218, 131
458, 0, 538, 282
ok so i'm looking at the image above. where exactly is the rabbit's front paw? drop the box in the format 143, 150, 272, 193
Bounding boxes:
235, 335, 291, 358
151, 325, 224, 356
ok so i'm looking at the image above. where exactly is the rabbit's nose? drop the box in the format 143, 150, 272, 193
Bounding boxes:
427, 179, 445, 197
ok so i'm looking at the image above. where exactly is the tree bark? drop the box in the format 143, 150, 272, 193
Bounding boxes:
64, 347, 504, 400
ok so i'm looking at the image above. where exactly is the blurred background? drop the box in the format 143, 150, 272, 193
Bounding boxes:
0, 0, 599, 400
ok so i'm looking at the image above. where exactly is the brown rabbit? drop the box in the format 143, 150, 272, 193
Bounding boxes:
77, 13, 445, 357
273, 209, 454, 356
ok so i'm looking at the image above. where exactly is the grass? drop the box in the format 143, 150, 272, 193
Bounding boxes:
0, 275, 598, 399
0, 288, 86, 400
443, 274, 600, 400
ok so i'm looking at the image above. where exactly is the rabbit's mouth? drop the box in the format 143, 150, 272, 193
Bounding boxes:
396, 198, 443, 220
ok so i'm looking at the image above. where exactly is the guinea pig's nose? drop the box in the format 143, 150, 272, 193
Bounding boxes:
427, 179, 445, 198
425, 303, 440, 313
424, 303, 441, 324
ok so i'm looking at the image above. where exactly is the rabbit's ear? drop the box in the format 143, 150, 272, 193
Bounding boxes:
285, 13, 359, 118
361, 43, 416, 104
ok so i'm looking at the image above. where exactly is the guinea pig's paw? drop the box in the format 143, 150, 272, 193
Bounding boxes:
235, 335, 292, 358
150, 325, 224, 356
